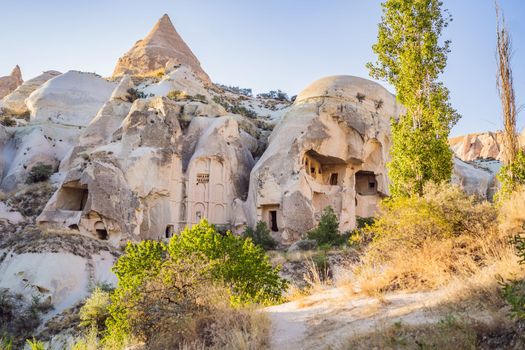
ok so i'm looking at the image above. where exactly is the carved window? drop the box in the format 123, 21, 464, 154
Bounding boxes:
197, 173, 209, 184
330, 173, 338, 185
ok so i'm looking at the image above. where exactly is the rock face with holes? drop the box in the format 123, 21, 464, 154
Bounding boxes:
0, 65, 23, 99
244, 76, 402, 243
112, 14, 211, 85
37, 90, 258, 245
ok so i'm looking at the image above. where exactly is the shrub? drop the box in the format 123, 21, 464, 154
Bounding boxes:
0, 116, 16, 127
243, 221, 277, 250
104, 221, 285, 347
126, 88, 147, 103
79, 288, 110, 331
25, 339, 45, 350
355, 182, 500, 293
167, 220, 287, 305
307, 206, 345, 246
166, 90, 186, 101
356, 92, 366, 103
26, 163, 54, 184
496, 150, 525, 202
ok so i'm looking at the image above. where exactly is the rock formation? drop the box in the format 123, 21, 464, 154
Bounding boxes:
244, 76, 400, 243
0, 65, 23, 99
112, 14, 211, 85
449, 130, 525, 162
1, 70, 61, 115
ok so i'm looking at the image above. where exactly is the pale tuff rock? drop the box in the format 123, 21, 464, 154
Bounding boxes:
0, 249, 116, 318
0, 201, 24, 224
113, 14, 212, 85
27, 71, 116, 127
452, 157, 500, 199
38, 95, 256, 245
1, 71, 61, 115
244, 76, 401, 243
449, 132, 504, 161
0, 65, 23, 99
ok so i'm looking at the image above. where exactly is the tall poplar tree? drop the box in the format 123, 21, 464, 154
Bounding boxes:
367, 0, 460, 197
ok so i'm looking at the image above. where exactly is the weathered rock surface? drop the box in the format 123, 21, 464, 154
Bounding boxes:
27, 71, 116, 127
38, 92, 257, 244
452, 157, 500, 199
113, 14, 211, 85
449, 130, 525, 162
0, 65, 23, 99
244, 75, 401, 243
1, 70, 61, 115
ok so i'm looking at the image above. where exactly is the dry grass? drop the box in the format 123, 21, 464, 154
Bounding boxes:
346, 183, 517, 297
344, 316, 478, 350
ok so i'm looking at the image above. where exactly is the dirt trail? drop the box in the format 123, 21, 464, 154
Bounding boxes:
265, 287, 461, 349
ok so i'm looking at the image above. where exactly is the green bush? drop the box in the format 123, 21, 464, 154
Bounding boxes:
26, 339, 45, 350
104, 220, 286, 347
126, 88, 147, 103
26, 163, 54, 184
497, 149, 525, 202
243, 221, 277, 250
79, 288, 111, 331
307, 206, 345, 246
167, 220, 286, 305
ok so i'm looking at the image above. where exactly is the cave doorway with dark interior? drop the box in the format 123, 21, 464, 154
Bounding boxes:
165, 224, 175, 238
94, 221, 108, 240
269, 210, 278, 232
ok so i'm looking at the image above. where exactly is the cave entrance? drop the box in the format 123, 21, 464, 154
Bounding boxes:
56, 182, 89, 211
355, 171, 377, 196
165, 224, 175, 238
303, 150, 346, 185
329, 173, 339, 185
269, 210, 278, 232
94, 221, 108, 240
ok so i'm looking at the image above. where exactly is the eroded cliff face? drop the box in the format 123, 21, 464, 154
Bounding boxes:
244, 76, 401, 243
449, 130, 525, 162
0, 13, 505, 249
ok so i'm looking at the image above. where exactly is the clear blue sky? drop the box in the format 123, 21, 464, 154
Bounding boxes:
1, 0, 524, 136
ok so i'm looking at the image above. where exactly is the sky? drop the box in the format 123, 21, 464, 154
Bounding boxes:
1, 0, 524, 137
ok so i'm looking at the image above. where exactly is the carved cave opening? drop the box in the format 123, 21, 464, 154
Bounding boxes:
56, 182, 89, 211
355, 171, 377, 196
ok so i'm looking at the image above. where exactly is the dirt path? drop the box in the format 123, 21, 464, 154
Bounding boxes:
265, 287, 456, 349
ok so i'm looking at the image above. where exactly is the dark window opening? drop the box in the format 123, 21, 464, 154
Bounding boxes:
96, 229, 108, 240
310, 167, 315, 174
269, 210, 278, 232
68, 224, 79, 231
330, 173, 338, 185
369, 181, 375, 189
165, 224, 175, 238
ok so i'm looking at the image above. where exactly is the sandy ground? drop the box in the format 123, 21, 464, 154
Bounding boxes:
265, 287, 458, 349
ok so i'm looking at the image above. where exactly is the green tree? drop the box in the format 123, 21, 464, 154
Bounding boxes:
104, 221, 287, 346
242, 221, 277, 250
367, 0, 460, 197
307, 206, 343, 246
